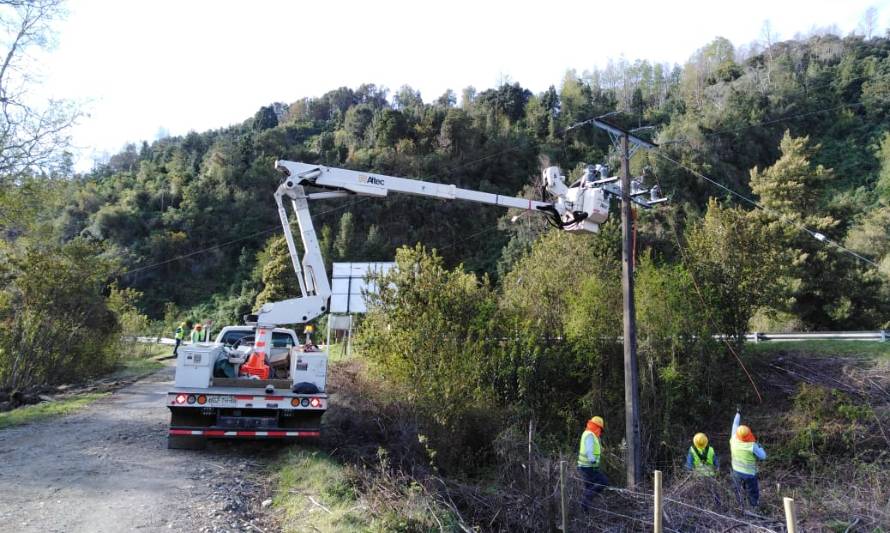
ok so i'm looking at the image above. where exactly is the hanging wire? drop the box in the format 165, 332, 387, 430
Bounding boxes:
649, 166, 764, 403
653, 150, 881, 270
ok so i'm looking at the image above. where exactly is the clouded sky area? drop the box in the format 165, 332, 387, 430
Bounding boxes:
35, 0, 890, 170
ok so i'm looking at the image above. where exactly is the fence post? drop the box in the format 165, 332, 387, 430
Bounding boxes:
527, 419, 535, 493
653, 470, 663, 533
560, 460, 568, 532
783, 497, 797, 533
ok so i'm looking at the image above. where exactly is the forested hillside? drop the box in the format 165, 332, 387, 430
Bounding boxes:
3, 17, 890, 530
10, 31, 890, 329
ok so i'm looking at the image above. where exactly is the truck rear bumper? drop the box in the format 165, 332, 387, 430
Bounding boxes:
169, 428, 319, 439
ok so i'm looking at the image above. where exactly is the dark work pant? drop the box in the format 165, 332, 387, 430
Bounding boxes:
173, 338, 181, 356
731, 471, 760, 507
577, 466, 609, 509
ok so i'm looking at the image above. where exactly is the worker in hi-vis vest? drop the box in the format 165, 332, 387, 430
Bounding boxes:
577, 416, 608, 509
685, 432, 719, 476
730, 408, 766, 507
173, 322, 186, 356
190, 323, 204, 343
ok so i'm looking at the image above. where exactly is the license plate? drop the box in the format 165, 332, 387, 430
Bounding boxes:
208, 395, 235, 406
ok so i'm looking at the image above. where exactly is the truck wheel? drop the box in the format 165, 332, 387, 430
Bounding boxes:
167, 435, 207, 450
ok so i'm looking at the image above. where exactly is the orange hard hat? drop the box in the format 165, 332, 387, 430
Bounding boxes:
737, 425, 755, 442
195, 324, 203, 330
589, 416, 604, 429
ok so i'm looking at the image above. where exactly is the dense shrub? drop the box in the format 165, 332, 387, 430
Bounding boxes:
0, 239, 123, 390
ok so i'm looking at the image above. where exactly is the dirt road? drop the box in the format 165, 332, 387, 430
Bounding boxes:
0, 365, 282, 533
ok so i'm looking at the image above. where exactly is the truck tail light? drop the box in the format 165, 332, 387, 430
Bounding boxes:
175, 394, 187, 404
300, 398, 309, 407
187, 394, 196, 404
310, 397, 321, 408
197, 395, 207, 405
291, 398, 300, 407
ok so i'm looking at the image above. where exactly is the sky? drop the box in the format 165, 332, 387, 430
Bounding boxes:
32, 0, 890, 171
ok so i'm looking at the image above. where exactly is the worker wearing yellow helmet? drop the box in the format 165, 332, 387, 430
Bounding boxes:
173, 321, 187, 357
730, 407, 767, 507
577, 416, 608, 510
686, 432, 719, 476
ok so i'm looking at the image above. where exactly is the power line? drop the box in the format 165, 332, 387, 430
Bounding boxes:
653, 150, 881, 270
117, 198, 371, 277
699, 102, 865, 139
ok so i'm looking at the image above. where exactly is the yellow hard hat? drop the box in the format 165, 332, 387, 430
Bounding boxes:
590, 416, 604, 429
180, 322, 187, 327
304, 324, 315, 333
737, 425, 752, 439
693, 432, 708, 448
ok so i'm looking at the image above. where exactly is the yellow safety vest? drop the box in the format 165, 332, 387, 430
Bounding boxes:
191, 329, 202, 342
174, 327, 184, 341
689, 445, 716, 476
730, 438, 757, 475
577, 430, 601, 468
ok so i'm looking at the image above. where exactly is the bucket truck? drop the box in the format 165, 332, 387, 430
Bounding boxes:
166, 161, 662, 449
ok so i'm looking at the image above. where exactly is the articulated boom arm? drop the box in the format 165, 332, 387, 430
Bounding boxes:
257, 160, 626, 328
274, 160, 611, 233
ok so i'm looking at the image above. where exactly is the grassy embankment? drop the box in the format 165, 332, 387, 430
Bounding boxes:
0, 344, 167, 429
745, 339, 890, 359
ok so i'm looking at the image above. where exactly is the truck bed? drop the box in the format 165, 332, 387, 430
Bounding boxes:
210, 378, 292, 389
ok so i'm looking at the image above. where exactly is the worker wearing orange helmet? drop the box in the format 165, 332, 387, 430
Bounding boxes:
685, 432, 719, 476
190, 323, 204, 343
730, 407, 767, 507
577, 416, 608, 510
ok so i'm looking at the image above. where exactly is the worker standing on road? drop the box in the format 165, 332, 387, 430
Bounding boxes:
190, 323, 203, 343
730, 408, 766, 507
173, 322, 186, 356
577, 416, 608, 510
686, 432, 719, 476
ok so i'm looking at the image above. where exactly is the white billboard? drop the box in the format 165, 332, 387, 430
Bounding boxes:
329, 262, 396, 314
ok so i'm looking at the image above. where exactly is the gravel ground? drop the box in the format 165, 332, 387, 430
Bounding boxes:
0, 365, 287, 533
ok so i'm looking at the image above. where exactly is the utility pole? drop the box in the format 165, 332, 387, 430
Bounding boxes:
591, 118, 658, 488
619, 132, 642, 488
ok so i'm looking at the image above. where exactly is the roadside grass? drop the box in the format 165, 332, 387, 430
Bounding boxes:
0, 347, 165, 430
271, 446, 457, 533
0, 392, 109, 429
271, 447, 371, 533
745, 340, 890, 359
107, 356, 165, 380
129, 342, 174, 360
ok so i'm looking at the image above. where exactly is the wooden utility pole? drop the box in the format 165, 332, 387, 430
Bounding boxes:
590, 118, 657, 489
620, 133, 642, 488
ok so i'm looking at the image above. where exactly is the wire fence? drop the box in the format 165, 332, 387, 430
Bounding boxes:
500, 456, 792, 533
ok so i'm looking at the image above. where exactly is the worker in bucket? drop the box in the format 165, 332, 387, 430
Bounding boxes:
190, 323, 204, 343
172, 322, 186, 356
730, 407, 766, 507
577, 416, 608, 510
686, 432, 719, 476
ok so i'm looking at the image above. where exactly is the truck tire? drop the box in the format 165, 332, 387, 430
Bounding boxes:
167, 435, 207, 450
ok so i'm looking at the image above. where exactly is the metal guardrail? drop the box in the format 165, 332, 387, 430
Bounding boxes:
133, 336, 176, 345
132, 332, 888, 346
745, 331, 887, 342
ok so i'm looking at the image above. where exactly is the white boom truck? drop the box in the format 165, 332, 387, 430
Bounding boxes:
167, 159, 663, 449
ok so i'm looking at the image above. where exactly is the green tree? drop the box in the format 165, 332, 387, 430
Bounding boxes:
0, 238, 121, 389
686, 199, 790, 341
333, 212, 354, 261
253, 235, 299, 309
